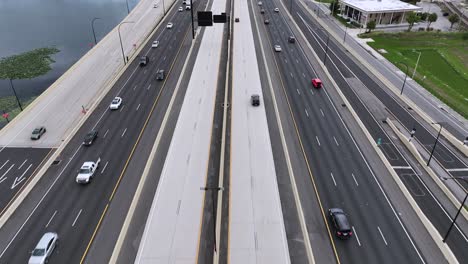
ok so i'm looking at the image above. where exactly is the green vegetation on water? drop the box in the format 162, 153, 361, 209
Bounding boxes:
363, 32, 468, 118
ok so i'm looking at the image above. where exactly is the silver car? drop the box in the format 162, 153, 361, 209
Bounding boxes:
29, 232, 58, 264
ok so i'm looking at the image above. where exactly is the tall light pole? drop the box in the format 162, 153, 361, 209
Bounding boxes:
398, 61, 409, 95
412, 50, 422, 79
125, 0, 130, 14
118, 21, 135, 65
343, 25, 348, 43
9, 79, 23, 111
427, 122, 442, 166
440, 176, 468, 243
91, 17, 101, 45
200, 186, 223, 253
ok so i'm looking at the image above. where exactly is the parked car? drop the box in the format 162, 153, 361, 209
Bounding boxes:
109, 97, 122, 110
329, 208, 353, 239
139, 55, 149, 66
251, 94, 260, 106
152, 40, 159, 48
274, 45, 282, 52
28, 232, 58, 264
167, 22, 174, 29
312, 78, 322, 89
83, 130, 98, 146
156, 69, 165, 80
288, 36, 296, 43
31, 127, 46, 140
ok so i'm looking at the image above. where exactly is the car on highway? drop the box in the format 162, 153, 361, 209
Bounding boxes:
109, 97, 122, 110
258, 1, 262, 6
274, 7, 279, 12
251, 94, 260, 106
182, 0, 187, 4
139, 55, 149, 66
28, 232, 58, 264
260, 8, 265, 14
312, 78, 322, 89
156, 69, 165, 80
31, 126, 46, 140
152, 40, 159, 48
178, 6, 183, 11
186, 5, 191, 10
288, 36, 296, 43
76, 158, 100, 184
329, 208, 353, 239
264, 19, 270, 24
167, 22, 174, 29
274, 45, 282, 52
83, 130, 98, 146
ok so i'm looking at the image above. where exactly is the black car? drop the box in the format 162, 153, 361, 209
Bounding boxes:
83, 130, 98, 146
139, 56, 149, 66
288, 36, 296, 43
329, 208, 353, 239
260, 9, 265, 14
31, 127, 46, 140
156, 69, 165, 80
251, 94, 260, 106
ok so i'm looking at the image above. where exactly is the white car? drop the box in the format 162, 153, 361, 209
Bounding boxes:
178, 6, 183, 12
109, 97, 122, 110
28, 232, 58, 264
167, 22, 173, 29
185, 5, 191, 10
274, 45, 282, 52
274, 7, 279, 12
152, 40, 159, 48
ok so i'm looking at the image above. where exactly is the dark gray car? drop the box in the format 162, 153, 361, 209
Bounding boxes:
329, 208, 353, 239
251, 94, 260, 106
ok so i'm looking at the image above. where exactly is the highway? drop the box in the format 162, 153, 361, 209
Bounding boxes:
287, 0, 468, 261
255, 0, 445, 263
0, 2, 200, 263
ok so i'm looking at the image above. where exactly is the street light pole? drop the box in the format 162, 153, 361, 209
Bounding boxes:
118, 21, 135, 65
9, 79, 23, 111
427, 123, 442, 166
412, 50, 422, 79
440, 177, 468, 243
91, 17, 101, 45
343, 25, 348, 43
398, 61, 409, 95
200, 186, 223, 253
125, 0, 130, 14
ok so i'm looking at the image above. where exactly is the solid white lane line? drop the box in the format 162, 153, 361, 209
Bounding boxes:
17, 159, 28, 170
330, 172, 337, 186
320, 109, 324, 117
0, 160, 9, 170
101, 161, 109, 174
0, 164, 15, 182
103, 129, 109, 139
147, 84, 151, 90
377, 226, 388, 246
136, 104, 141, 111
305, 109, 309, 117
119, 105, 125, 112
121, 128, 127, 138
333, 136, 339, 146
352, 226, 361, 246
72, 209, 83, 227
316, 136, 321, 146
45, 211, 58, 228
352, 173, 359, 186
297, 89, 300, 95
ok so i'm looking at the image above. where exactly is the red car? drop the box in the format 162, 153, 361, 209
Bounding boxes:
312, 78, 322, 89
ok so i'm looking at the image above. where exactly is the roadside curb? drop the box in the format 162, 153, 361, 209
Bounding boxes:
300, 0, 468, 158
386, 118, 468, 221
285, 1, 458, 262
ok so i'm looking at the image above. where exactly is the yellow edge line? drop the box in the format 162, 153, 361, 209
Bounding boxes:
268, 25, 342, 264
79, 24, 191, 264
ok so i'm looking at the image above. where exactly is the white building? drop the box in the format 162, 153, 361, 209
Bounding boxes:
339, 0, 422, 27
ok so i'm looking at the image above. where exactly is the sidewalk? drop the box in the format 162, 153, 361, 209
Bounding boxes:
0, 0, 175, 149
133, 0, 226, 262
228, 0, 290, 263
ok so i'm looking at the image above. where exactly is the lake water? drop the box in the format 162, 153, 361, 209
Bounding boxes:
0, 0, 139, 100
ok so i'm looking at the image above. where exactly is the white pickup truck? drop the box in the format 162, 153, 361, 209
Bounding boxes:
76, 158, 100, 184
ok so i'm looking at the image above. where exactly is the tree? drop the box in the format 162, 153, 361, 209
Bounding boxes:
366, 21, 376, 33
329, 0, 340, 15
427, 13, 438, 30
406, 12, 420, 31
448, 14, 460, 29
420, 12, 428, 21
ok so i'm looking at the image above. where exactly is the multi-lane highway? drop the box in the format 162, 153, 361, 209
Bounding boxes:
0, 2, 201, 263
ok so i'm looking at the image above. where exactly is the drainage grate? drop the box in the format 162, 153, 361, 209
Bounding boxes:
51, 160, 61, 166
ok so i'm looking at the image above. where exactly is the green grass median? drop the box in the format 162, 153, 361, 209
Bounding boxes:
364, 32, 468, 118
